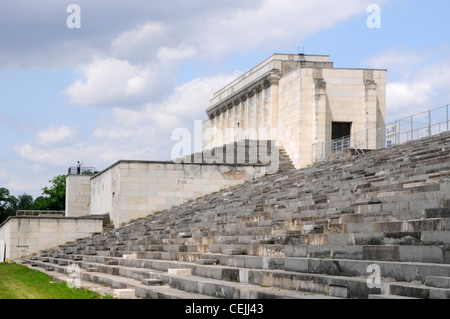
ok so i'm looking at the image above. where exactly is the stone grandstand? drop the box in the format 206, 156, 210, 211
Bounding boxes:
24, 131, 450, 299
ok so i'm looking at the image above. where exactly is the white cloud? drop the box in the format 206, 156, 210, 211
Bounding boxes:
4, 0, 394, 198
64, 0, 383, 108
36, 125, 75, 146
65, 58, 152, 106
364, 46, 450, 121
363, 47, 427, 77
157, 46, 197, 63
92, 73, 240, 159
11, 73, 238, 194
386, 82, 437, 117
13, 143, 74, 166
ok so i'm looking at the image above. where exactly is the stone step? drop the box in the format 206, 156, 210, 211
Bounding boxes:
425, 276, 450, 289
196, 259, 219, 265
157, 270, 342, 299
283, 256, 450, 283
113, 288, 136, 299
373, 218, 450, 233
141, 278, 164, 286
135, 284, 218, 299
69, 247, 450, 285
425, 208, 450, 219
388, 282, 450, 299
168, 268, 192, 276
368, 294, 419, 299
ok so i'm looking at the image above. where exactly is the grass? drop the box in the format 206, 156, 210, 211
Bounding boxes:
0, 263, 110, 299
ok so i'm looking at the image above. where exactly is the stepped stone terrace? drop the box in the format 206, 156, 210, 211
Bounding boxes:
21, 131, 450, 299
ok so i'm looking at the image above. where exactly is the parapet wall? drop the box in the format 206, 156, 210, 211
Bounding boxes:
65, 174, 91, 217
90, 160, 267, 228
0, 216, 103, 261
177, 139, 292, 174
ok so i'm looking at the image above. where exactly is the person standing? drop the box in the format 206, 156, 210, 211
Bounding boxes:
77, 161, 83, 174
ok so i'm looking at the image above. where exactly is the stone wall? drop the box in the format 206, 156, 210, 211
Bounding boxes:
90, 160, 266, 228
65, 174, 92, 217
202, 54, 387, 170
0, 216, 103, 261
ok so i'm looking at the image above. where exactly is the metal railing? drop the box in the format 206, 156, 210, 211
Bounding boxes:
67, 166, 96, 175
16, 210, 65, 217
385, 105, 450, 146
313, 104, 450, 163
313, 126, 385, 163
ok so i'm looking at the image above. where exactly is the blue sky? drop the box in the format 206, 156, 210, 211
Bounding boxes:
1, 0, 450, 198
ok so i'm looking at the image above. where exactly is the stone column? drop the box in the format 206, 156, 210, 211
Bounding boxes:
364, 78, 378, 149
209, 116, 216, 148
225, 105, 230, 144
267, 74, 280, 142
219, 110, 225, 147
251, 91, 257, 139
313, 77, 327, 145
244, 95, 250, 137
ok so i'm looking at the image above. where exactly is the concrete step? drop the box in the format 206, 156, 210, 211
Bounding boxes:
388, 282, 450, 299
373, 218, 450, 233
41, 249, 450, 292
425, 276, 450, 289
368, 294, 419, 299
23, 257, 215, 299
157, 270, 343, 299
425, 208, 450, 219
283, 256, 450, 283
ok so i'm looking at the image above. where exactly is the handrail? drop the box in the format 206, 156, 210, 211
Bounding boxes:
313, 104, 450, 163
67, 166, 96, 175
16, 210, 65, 216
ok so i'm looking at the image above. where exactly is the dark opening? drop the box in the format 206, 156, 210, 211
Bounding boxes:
332, 122, 352, 140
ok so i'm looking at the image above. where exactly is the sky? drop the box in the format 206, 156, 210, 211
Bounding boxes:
1, 0, 450, 198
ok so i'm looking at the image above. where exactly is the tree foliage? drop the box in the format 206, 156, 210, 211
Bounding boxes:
0, 174, 66, 224
40, 175, 66, 211
0, 188, 18, 224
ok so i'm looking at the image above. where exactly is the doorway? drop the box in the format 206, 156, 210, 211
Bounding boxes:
332, 122, 352, 140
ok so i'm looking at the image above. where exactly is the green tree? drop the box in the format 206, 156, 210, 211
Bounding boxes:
16, 194, 34, 211
0, 188, 18, 224
32, 175, 66, 211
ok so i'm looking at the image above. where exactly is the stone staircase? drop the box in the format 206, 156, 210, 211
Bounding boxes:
177, 139, 295, 174
22, 132, 450, 299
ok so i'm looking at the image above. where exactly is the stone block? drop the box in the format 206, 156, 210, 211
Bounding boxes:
329, 285, 348, 298
284, 258, 309, 273
331, 246, 363, 260
228, 256, 245, 267
285, 245, 307, 257
244, 256, 263, 269
421, 231, 450, 245
389, 284, 430, 299
263, 257, 285, 270
167, 268, 192, 276
398, 246, 443, 263
345, 222, 374, 233
362, 246, 399, 262
113, 288, 135, 299
302, 234, 328, 246
141, 279, 163, 286
430, 289, 450, 299
340, 214, 365, 224
424, 208, 450, 219
306, 246, 332, 259
425, 276, 450, 289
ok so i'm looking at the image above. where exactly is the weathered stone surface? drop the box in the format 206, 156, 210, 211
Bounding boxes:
13, 130, 450, 299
